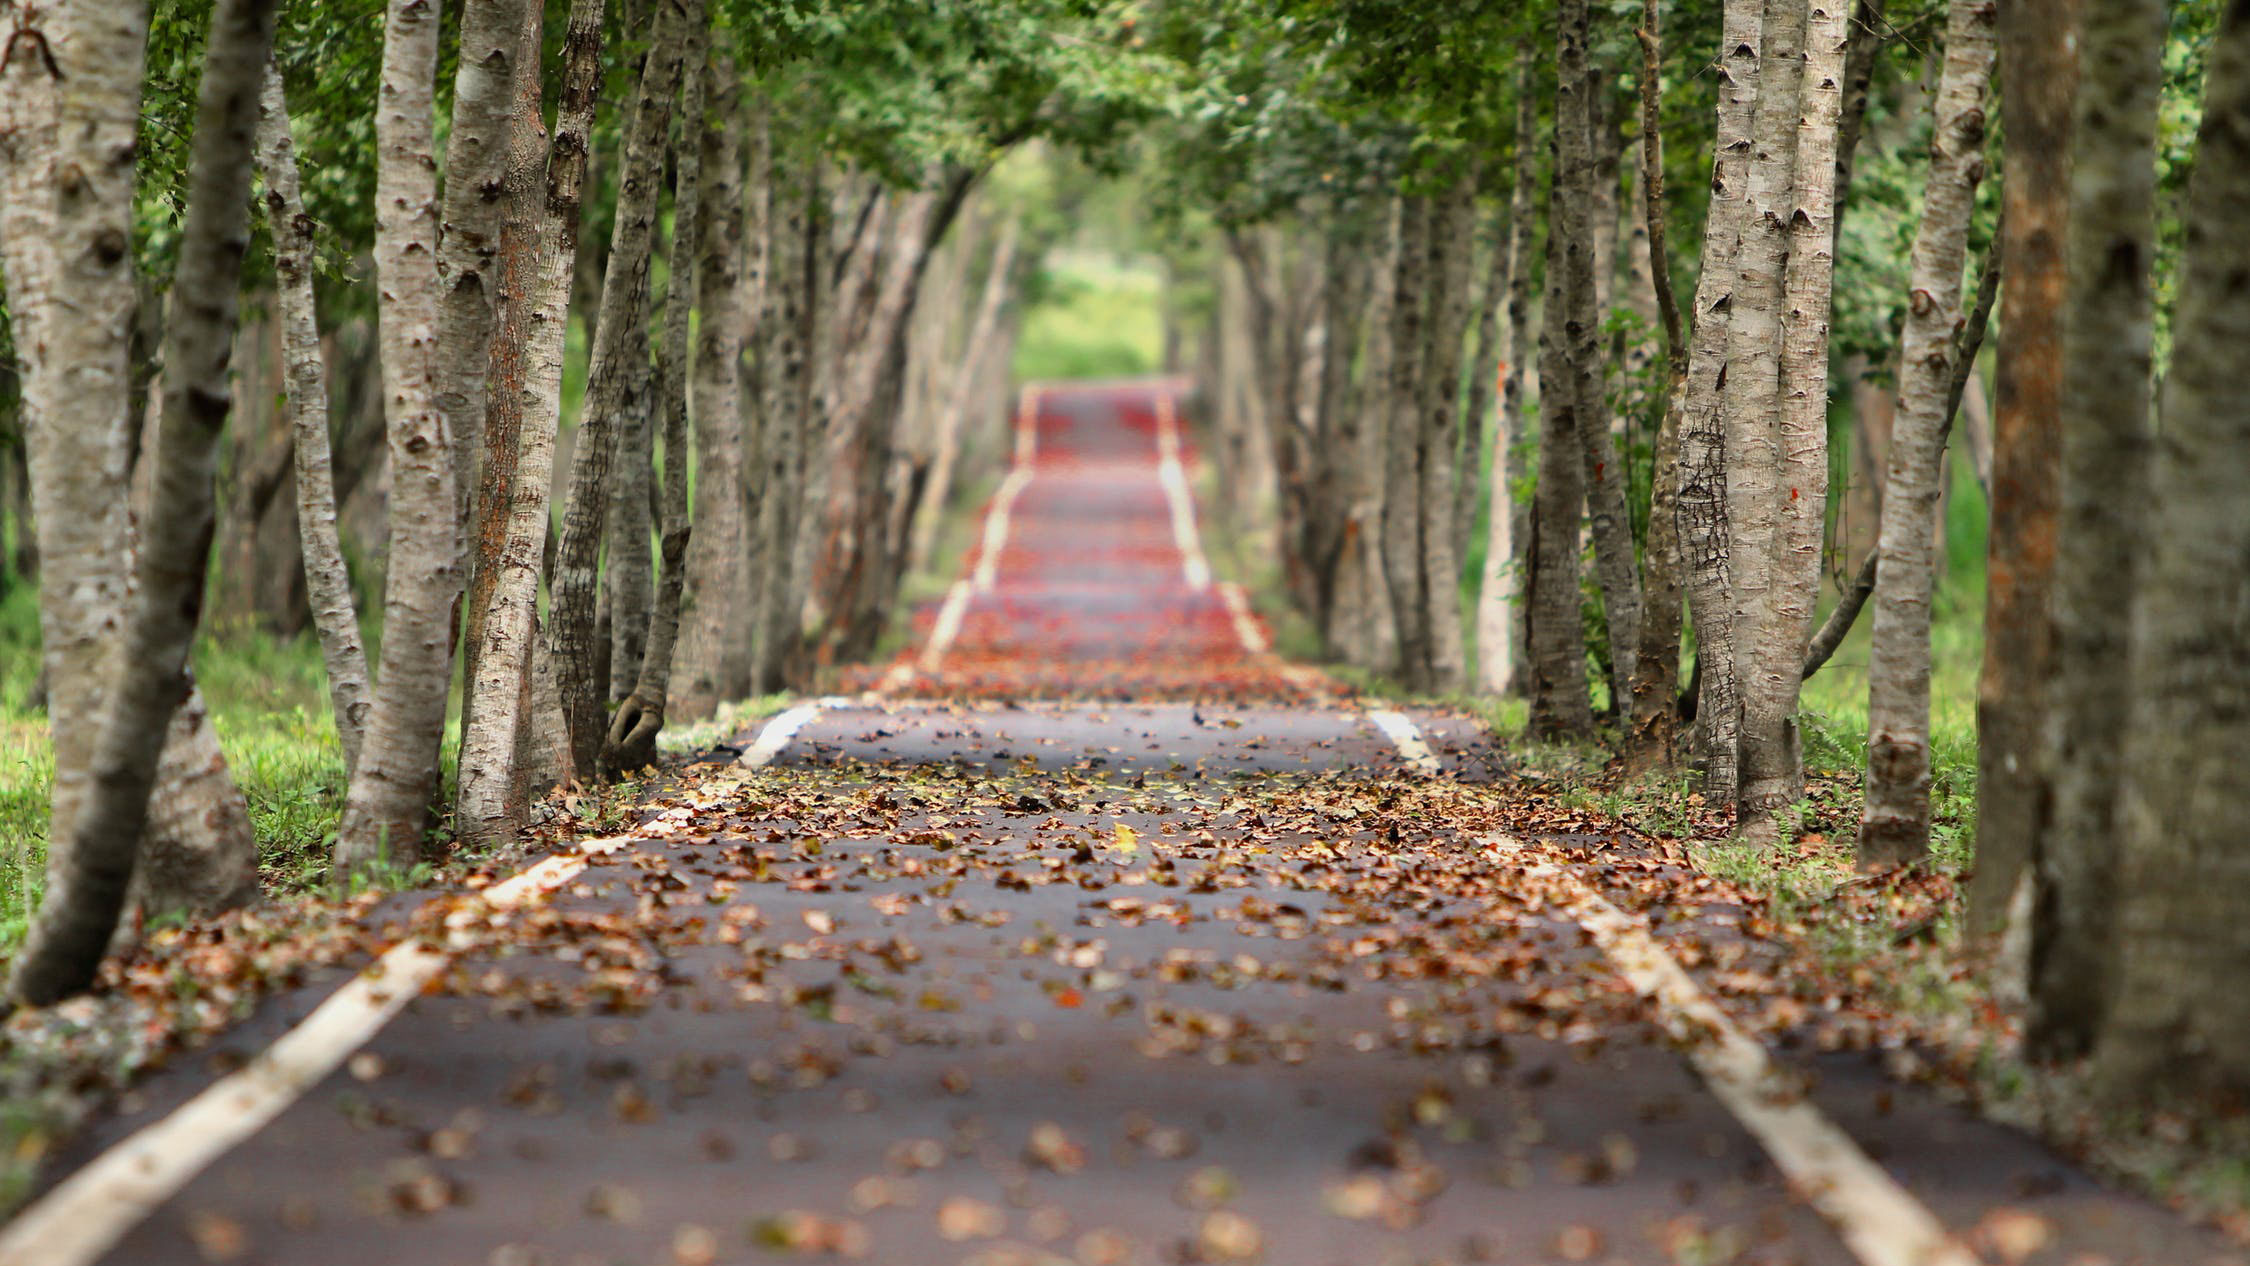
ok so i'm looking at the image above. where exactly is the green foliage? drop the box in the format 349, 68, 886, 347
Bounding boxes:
1013, 252, 1164, 381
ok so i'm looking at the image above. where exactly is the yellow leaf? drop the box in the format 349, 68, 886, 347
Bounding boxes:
1112, 824, 1139, 856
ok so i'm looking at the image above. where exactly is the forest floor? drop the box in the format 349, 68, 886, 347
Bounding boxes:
1, 380, 2245, 1265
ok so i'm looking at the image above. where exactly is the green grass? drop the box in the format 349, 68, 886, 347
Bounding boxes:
1013, 251, 1164, 383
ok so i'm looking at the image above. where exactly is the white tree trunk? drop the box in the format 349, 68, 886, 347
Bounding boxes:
334, 0, 461, 871
1857, 0, 1996, 866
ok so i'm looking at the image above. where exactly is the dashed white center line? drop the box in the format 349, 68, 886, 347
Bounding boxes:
1152, 391, 1211, 591
1365, 709, 1442, 775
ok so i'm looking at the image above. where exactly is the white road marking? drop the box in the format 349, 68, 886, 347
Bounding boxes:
1216, 581, 1268, 653
1012, 383, 1041, 468
971, 466, 1033, 594
919, 581, 974, 673
1365, 709, 1442, 775
1152, 391, 1211, 591
1478, 836, 1980, 1266
0, 689, 852, 1266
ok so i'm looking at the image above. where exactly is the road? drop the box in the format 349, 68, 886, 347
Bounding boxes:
5, 380, 2237, 1266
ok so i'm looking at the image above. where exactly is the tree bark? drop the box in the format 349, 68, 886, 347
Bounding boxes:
2, 0, 256, 941
674, 61, 752, 719
1379, 195, 1433, 690
2029, 0, 2163, 1056
438, 0, 535, 532
1457, 207, 1509, 577
258, 64, 371, 776
2094, 0, 2250, 1106
1856, 0, 1995, 868
1675, 0, 1764, 800
8, 0, 276, 1005
333, 0, 460, 873
1721, 0, 1809, 835
1478, 61, 1541, 701
542, 0, 686, 778
754, 152, 818, 692
605, 9, 709, 774
1969, 0, 2077, 936
1559, 0, 1639, 715
1417, 175, 1479, 693
1740, 0, 1847, 840
456, 0, 602, 844
1528, 132, 1595, 738
604, 352, 656, 699
1623, 0, 1693, 774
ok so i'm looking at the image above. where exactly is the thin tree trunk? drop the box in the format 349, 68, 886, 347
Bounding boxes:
1740, 0, 1846, 839
1833, 0, 1887, 251
1478, 63, 1541, 700
457, 0, 602, 843
754, 152, 818, 692
542, 0, 686, 778
1418, 176, 1479, 692
1969, 0, 2077, 936
605, 10, 709, 773
258, 64, 371, 775
912, 212, 1019, 572
1623, 0, 1692, 774
1721, 0, 1809, 834
1379, 195, 1432, 689
1457, 207, 1509, 576
674, 61, 752, 718
1560, 0, 1639, 714
2028, 0, 2163, 1056
333, 0, 460, 872
8, 0, 276, 1004
1676, 0, 1765, 801
1528, 125, 1596, 737
604, 355, 656, 698
2094, 0, 2250, 1105
1856, 0, 1996, 868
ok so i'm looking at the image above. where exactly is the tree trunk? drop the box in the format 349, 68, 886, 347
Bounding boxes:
1856, 0, 1996, 868
1379, 195, 1432, 689
542, 0, 686, 778
1478, 64, 1541, 700
1418, 176, 1479, 693
258, 64, 372, 776
456, 0, 602, 843
1675, 0, 1763, 801
2093, 0, 2250, 1106
1457, 207, 1509, 578
1720, 0, 1809, 835
912, 212, 1019, 573
605, 11, 710, 774
333, 0, 461, 873
674, 64, 753, 719
2028, 0, 2163, 1056
438, 0, 535, 533
1623, 0, 1692, 774
1559, 2, 1639, 715
754, 151, 818, 692
1, 0, 257, 944
604, 354, 656, 699
8, 0, 276, 1005
1528, 128, 1595, 738
1969, 0, 2077, 936
1741, 0, 1846, 840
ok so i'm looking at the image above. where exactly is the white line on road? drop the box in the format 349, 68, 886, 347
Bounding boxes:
1216, 581, 1268, 653
972, 466, 1034, 594
1353, 709, 1977, 1266
0, 700, 841, 1266
1152, 391, 1211, 591
1365, 709, 1442, 775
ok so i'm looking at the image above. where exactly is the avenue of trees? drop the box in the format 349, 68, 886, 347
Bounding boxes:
0, 0, 2245, 1118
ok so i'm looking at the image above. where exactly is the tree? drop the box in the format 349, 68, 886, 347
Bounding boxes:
1857, 0, 1997, 867
332, 0, 466, 872
8, 0, 278, 1004
1970, 0, 2079, 934
2094, 0, 2250, 1107
2030, 0, 2165, 1057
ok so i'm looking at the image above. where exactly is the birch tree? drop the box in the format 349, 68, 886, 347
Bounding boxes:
257, 65, 371, 775
8, 0, 278, 1004
457, 0, 605, 846
1475, 71, 1540, 700
1673, 0, 1762, 798
333, 0, 464, 872
1856, 0, 1996, 867
545, 0, 689, 777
